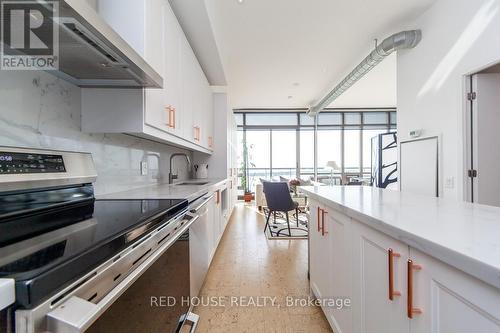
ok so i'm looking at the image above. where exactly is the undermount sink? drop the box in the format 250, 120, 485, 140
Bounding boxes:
175, 181, 210, 186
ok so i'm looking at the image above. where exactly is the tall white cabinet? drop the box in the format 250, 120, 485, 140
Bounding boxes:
81, 0, 214, 154
193, 90, 238, 217
308, 198, 500, 333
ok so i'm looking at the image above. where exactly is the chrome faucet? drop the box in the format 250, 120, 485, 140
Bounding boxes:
169, 153, 191, 184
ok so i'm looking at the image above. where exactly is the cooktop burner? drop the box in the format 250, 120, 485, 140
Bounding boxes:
0, 197, 188, 308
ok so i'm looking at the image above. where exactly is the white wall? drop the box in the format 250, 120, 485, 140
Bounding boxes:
397, 0, 500, 200
0, 71, 192, 195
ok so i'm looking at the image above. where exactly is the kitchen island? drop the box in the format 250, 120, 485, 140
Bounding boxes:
301, 185, 500, 333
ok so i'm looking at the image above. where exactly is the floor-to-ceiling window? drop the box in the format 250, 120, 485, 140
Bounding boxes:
271, 129, 297, 180
236, 109, 396, 194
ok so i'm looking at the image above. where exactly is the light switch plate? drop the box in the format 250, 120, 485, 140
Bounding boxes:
140, 161, 148, 176
445, 177, 455, 189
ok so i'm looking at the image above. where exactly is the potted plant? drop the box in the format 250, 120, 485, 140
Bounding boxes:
240, 140, 255, 202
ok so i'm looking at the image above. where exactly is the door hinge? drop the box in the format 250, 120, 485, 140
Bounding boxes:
467, 92, 477, 101
468, 169, 478, 178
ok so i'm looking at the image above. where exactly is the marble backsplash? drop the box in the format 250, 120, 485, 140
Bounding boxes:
0, 71, 192, 195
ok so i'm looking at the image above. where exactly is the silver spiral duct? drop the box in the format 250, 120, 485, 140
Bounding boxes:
307, 30, 422, 116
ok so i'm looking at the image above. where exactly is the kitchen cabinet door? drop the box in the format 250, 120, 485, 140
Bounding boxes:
408, 248, 500, 333
351, 220, 410, 333
163, 2, 182, 134
213, 189, 222, 247
325, 209, 352, 333
308, 200, 332, 308
181, 37, 195, 141
97, 0, 165, 133
206, 195, 216, 262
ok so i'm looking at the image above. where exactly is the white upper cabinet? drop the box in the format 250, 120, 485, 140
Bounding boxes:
82, 0, 214, 154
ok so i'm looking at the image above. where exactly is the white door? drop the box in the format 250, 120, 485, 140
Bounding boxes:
189, 198, 211, 297
409, 248, 500, 333
213, 190, 222, 246
308, 200, 331, 307
351, 220, 410, 333
326, 210, 352, 333
470, 74, 500, 206
206, 195, 216, 262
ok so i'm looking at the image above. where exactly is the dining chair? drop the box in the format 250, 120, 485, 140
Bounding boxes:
262, 181, 300, 236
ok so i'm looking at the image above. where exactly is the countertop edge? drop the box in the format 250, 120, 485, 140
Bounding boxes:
301, 187, 500, 290
95, 178, 230, 202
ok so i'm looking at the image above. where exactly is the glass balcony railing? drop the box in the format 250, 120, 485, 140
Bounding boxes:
238, 167, 372, 194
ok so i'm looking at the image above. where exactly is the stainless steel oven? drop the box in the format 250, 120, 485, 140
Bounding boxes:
0, 146, 200, 333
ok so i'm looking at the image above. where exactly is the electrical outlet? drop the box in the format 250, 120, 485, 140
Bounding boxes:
141, 161, 148, 176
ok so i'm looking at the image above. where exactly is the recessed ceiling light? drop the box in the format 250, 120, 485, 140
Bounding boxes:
237, 0, 244, 3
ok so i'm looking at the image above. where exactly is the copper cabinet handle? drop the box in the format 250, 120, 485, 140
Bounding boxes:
165, 106, 172, 127
317, 207, 321, 232
194, 126, 201, 141
208, 136, 213, 148
388, 249, 402, 300
407, 259, 423, 318
216, 190, 220, 205
165, 106, 176, 129
321, 210, 328, 236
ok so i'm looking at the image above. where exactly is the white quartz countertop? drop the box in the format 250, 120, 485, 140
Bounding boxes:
300, 186, 500, 289
96, 178, 229, 202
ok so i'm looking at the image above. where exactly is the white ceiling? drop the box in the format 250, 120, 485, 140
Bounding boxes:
199, 0, 435, 109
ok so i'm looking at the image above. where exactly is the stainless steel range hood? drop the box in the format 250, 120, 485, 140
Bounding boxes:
14, 0, 163, 88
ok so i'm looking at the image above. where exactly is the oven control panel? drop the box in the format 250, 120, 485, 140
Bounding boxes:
0, 152, 66, 174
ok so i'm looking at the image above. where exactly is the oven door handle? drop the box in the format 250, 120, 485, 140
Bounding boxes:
46, 213, 199, 333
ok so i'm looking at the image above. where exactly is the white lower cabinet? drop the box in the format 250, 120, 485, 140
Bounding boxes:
309, 200, 352, 333
351, 220, 409, 333
309, 203, 500, 333
309, 200, 332, 303
408, 248, 500, 333
327, 210, 352, 333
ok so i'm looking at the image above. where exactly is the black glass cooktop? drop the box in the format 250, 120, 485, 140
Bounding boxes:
0, 197, 188, 308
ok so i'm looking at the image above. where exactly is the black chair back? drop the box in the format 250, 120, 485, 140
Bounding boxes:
263, 181, 295, 212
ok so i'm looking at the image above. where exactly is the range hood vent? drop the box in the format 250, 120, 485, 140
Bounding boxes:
8, 0, 163, 88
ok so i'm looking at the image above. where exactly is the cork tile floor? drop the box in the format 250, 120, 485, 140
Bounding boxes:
193, 203, 332, 333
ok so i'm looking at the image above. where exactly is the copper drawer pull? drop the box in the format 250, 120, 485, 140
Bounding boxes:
321, 210, 328, 236
317, 207, 321, 232
194, 126, 201, 141
165, 106, 176, 129
388, 249, 401, 300
407, 259, 423, 318
171, 107, 176, 129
